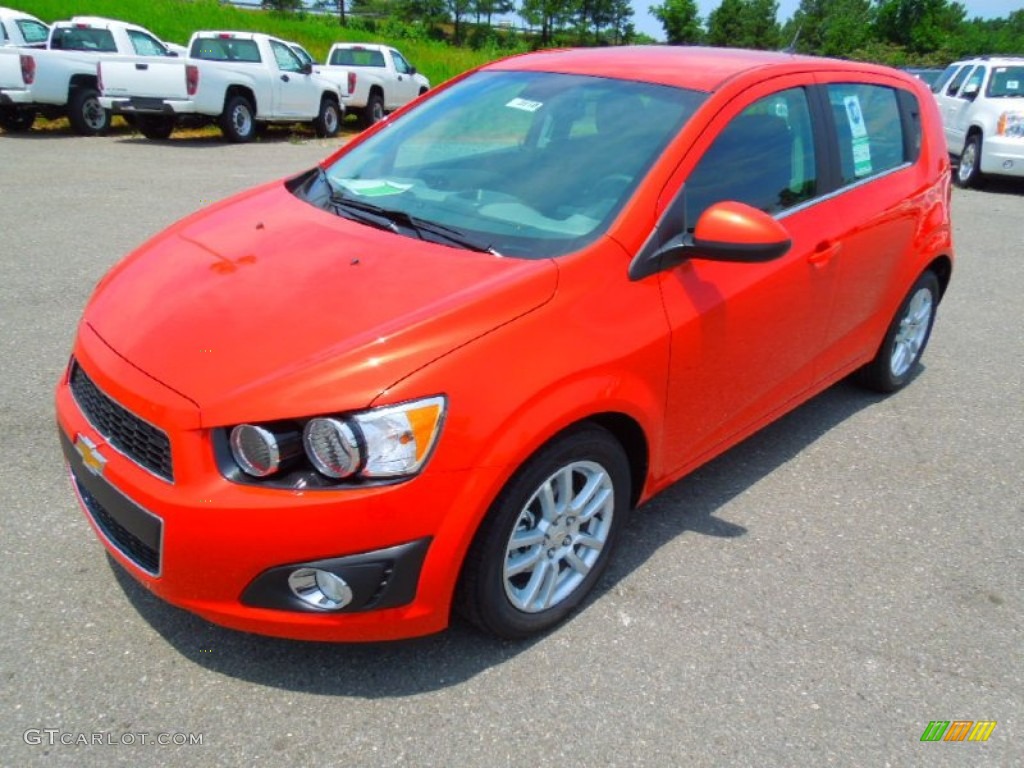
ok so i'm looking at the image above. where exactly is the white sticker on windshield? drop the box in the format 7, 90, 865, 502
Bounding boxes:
339, 179, 412, 197
506, 97, 543, 113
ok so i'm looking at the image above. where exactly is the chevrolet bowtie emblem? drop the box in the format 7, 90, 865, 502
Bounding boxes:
74, 434, 107, 476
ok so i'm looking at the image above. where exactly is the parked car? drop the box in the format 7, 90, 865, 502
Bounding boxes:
323, 42, 427, 126
287, 40, 355, 115
98, 30, 345, 141
57, 46, 953, 642
0, 6, 48, 48
0, 16, 180, 134
931, 55, 1024, 187
903, 67, 943, 88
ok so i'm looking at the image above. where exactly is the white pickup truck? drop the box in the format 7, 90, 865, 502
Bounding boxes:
0, 6, 49, 48
323, 43, 428, 126
0, 16, 181, 134
99, 31, 347, 142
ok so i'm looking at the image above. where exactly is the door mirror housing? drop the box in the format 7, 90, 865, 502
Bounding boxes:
299, 61, 313, 76
684, 201, 792, 262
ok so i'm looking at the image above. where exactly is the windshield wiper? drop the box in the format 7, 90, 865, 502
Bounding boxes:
327, 188, 501, 256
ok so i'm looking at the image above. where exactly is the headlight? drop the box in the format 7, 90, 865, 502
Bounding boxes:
222, 395, 446, 487
997, 111, 1024, 138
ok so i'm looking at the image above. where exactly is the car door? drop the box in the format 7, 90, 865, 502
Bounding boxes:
658, 81, 845, 472
388, 48, 419, 108
810, 76, 928, 379
270, 39, 316, 117
939, 65, 977, 153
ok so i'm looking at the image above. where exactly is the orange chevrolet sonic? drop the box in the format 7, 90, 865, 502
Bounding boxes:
56, 47, 953, 641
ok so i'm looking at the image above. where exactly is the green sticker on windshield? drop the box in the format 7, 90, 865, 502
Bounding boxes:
339, 179, 413, 197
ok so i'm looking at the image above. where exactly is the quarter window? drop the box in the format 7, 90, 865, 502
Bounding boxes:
685, 88, 817, 227
826, 84, 907, 185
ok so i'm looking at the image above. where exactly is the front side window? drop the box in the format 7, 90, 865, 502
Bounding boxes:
270, 40, 303, 73
392, 50, 411, 75
17, 19, 49, 45
309, 71, 704, 258
827, 84, 907, 185
961, 66, 986, 97
127, 29, 168, 57
685, 88, 817, 227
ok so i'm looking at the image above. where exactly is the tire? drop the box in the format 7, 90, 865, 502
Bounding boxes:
955, 134, 984, 188
0, 108, 35, 132
856, 271, 940, 393
67, 88, 109, 136
314, 96, 341, 138
361, 92, 384, 128
137, 115, 175, 141
219, 95, 256, 143
457, 425, 631, 638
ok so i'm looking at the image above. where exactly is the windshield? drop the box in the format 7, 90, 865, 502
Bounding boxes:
987, 66, 1024, 98
314, 70, 704, 259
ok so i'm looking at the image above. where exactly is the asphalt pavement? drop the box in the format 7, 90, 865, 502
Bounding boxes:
0, 127, 1020, 767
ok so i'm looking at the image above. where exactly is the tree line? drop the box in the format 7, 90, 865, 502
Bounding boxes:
261, 0, 1023, 64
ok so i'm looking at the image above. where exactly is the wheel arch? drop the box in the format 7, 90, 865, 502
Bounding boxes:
68, 73, 98, 94
927, 254, 953, 300
224, 85, 257, 115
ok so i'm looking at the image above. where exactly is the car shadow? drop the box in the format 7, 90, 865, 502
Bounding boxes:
108, 377, 889, 697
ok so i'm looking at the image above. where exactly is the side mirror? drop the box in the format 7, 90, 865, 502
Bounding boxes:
962, 83, 979, 101
299, 61, 313, 76
683, 201, 792, 262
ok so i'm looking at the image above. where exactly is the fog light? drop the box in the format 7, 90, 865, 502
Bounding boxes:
288, 567, 353, 610
1003, 160, 1014, 170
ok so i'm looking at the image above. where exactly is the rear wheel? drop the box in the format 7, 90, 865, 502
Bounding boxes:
457, 425, 630, 638
220, 95, 256, 143
955, 134, 984, 188
0, 108, 35, 132
361, 92, 384, 128
137, 115, 175, 140
856, 271, 940, 393
67, 88, 109, 136
314, 96, 341, 138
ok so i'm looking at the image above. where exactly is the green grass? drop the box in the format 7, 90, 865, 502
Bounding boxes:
15, 0, 508, 85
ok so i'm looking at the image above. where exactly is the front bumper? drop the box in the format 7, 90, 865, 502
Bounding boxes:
55, 334, 505, 642
980, 135, 1024, 178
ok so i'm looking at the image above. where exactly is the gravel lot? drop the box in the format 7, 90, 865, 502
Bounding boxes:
0, 129, 1021, 767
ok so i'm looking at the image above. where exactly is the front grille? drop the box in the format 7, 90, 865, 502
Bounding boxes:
69, 361, 174, 482
73, 474, 161, 575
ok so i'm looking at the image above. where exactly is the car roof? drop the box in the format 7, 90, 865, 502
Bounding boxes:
486, 45, 905, 93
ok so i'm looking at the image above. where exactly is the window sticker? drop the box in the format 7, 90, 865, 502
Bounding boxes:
843, 95, 873, 177
1008, 80, 1020, 90
338, 179, 412, 197
506, 97, 543, 113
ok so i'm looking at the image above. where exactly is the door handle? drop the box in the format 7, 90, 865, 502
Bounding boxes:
135, 63, 148, 70
281, 74, 290, 82
808, 240, 841, 266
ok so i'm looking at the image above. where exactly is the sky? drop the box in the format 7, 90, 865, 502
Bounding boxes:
633, 0, 1019, 41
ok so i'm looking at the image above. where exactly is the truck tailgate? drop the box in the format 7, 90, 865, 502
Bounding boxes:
100, 57, 187, 99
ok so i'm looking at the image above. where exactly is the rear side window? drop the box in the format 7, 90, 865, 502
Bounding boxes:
50, 26, 116, 52
17, 19, 49, 45
931, 64, 960, 94
826, 84, 908, 186
945, 66, 972, 97
191, 37, 261, 63
988, 66, 1024, 97
685, 87, 817, 227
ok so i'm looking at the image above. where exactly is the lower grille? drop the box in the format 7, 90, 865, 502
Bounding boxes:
72, 473, 161, 575
69, 360, 174, 482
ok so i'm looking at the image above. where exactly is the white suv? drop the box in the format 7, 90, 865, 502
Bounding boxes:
931, 56, 1024, 187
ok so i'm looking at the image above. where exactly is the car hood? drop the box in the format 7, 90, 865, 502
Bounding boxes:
84, 180, 558, 426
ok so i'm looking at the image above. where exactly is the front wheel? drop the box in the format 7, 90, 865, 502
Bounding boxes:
67, 88, 109, 136
219, 96, 256, 143
856, 271, 940, 393
314, 97, 341, 138
955, 134, 984, 188
0, 108, 35, 132
457, 425, 631, 638
137, 115, 175, 140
